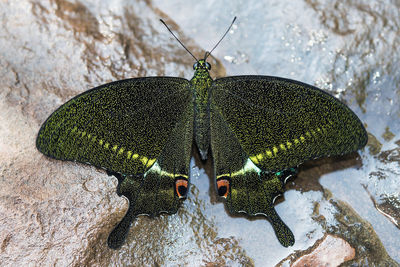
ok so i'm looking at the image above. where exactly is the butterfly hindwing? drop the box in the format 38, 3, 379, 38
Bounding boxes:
210, 104, 295, 246
108, 100, 194, 248
36, 77, 194, 248
211, 75, 367, 172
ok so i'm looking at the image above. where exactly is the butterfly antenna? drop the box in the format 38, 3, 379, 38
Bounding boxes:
160, 19, 198, 62
205, 16, 237, 60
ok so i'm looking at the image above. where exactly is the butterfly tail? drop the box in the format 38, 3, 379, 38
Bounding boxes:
267, 206, 295, 247
224, 169, 296, 247
107, 203, 136, 249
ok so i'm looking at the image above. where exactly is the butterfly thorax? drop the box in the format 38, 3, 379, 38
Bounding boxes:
190, 61, 213, 160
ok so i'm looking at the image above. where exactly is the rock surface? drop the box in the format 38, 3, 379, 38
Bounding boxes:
1, 0, 399, 266
291, 234, 355, 267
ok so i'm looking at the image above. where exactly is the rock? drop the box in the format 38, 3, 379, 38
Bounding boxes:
0, 1, 237, 266
291, 234, 355, 267
0, 0, 189, 265
1, 0, 399, 266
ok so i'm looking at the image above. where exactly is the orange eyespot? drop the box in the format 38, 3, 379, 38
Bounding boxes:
175, 178, 188, 199
216, 178, 230, 198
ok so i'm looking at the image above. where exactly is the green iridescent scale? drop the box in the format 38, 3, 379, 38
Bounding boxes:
36, 21, 367, 249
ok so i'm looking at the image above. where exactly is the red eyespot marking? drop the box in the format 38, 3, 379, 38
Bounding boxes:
175, 178, 188, 199
217, 178, 230, 198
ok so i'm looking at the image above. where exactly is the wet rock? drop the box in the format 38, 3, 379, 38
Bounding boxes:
367, 133, 383, 155
291, 234, 355, 267
1, 0, 400, 266
277, 193, 399, 266
0, 1, 216, 266
382, 127, 395, 142
323, 199, 398, 266
0, 1, 237, 266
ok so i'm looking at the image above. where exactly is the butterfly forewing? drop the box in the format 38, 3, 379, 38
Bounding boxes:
211, 75, 367, 172
37, 77, 192, 175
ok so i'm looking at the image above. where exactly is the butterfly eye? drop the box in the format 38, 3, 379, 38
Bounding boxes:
175, 177, 188, 199
216, 177, 230, 198
193, 62, 198, 70
205, 62, 211, 70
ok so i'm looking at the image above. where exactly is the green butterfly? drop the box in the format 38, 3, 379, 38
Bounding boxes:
36, 17, 367, 249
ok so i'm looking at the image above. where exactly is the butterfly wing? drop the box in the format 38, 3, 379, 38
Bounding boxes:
211, 75, 367, 171
36, 77, 194, 248
210, 101, 296, 247
210, 75, 367, 247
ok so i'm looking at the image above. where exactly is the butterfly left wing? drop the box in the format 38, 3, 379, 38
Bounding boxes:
36, 77, 194, 248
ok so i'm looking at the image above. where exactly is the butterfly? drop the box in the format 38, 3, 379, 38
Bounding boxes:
36, 17, 368, 249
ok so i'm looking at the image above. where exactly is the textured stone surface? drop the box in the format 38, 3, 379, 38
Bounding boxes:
0, 1, 233, 266
1, 0, 399, 266
292, 234, 355, 267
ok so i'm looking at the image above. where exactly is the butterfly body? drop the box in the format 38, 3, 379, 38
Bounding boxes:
37, 51, 367, 249
191, 60, 213, 159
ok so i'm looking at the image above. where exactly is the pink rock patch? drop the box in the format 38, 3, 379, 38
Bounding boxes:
292, 235, 355, 267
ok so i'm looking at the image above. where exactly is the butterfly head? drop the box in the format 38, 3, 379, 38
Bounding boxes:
193, 59, 211, 71
161, 16, 236, 73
